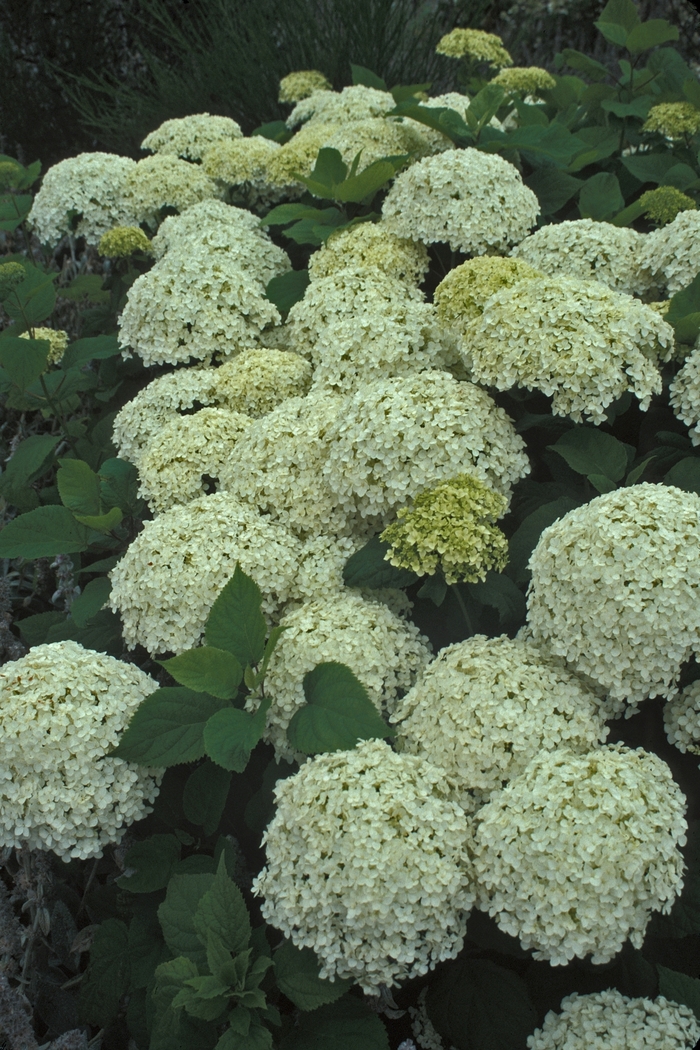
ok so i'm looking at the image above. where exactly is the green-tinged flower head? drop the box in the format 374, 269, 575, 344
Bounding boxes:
99, 225, 153, 258
640, 186, 697, 227
20, 327, 68, 366
0, 160, 23, 191
435, 256, 543, 328
380, 473, 508, 584
643, 101, 700, 139
436, 28, 513, 67
491, 66, 556, 95
0, 261, 26, 297
279, 70, 332, 103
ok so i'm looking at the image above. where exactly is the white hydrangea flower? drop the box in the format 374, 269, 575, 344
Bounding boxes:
527, 990, 700, 1050
381, 148, 539, 254
286, 85, 395, 128
263, 121, 341, 188
121, 155, 223, 228
473, 745, 687, 965
0, 642, 163, 861
527, 484, 700, 712
321, 117, 431, 167
211, 348, 312, 416
287, 267, 451, 393
109, 493, 303, 655
136, 407, 254, 513
28, 153, 136, 246
308, 221, 430, 287
141, 113, 243, 161
202, 136, 287, 206
664, 679, 700, 756
670, 342, 700, 444
637, 210, 700, 294
393, 635, 608, 814
253, 738, 475, 992
247, 592, 431, 760
511, 219, 651, 296
323, 371, 530, 522
118, 246, 281, 366
293, 534, 364, 604
463, 275, 671, 423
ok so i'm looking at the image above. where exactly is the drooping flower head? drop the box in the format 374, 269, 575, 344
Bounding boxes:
528, 991, 700, 1050
436, 28, 513, 67
140, 113, 243, 161
279, 70, 333, 103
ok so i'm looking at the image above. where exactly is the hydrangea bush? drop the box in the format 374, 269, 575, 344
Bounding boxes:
3, 1, 700, 1047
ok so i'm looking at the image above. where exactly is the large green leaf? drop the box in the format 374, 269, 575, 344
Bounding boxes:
0, 434, 59, 494
549, 427, 628, 482
265, 269, 309, 313
128, 911, 169, 990
280, 997, 389, 1050
193, 854, 251, 957
524, 167, 583, 214
626, 19, 679, 53
205, 564, 267, 669
621, 152, 677, 184
0, 335, 50, 390
183, 761, 232, 836
70, 575, 111, 627
111, 688, 230, 767
79, 919, 131, 1027
506, 498, 579, 584
203, 699, 270, 773
350, 64, 387, 90
57, 457, 102, 515
334, 160, 396, 203
667, 273, 700, 345
158, 873, 216, 968
60, 334, 120, 370
556, 48, 610, 81
600, 95, 652, 118
482, 124, 583, 168
99, 457, 141, 514
3, 266, 56, 324
342, 534, 418, 588
465, 572, 526, 630
579, 171, 624, 219
274, 941, 353, 1011
665, 458, 700, 496
116, 834, 182, 893
161, 647, 243, 700
0, 504, 90, 558
286, 662, 394, 756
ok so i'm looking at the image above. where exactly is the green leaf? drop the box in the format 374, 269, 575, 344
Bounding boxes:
128, 911, 169, 990
70, 575, 111, 627
172, 978, 229, 1021
17, 610, 66, 646
389, 101, 472, 144
280, 997, 389, 1050
557, 48, 610, 81
465, 572, 526, 629
79, 918, 131, 1027
60, 334, 120, 370
158, 873, 216, 967
3, 266, 56, 324
621, 151, 677, 183
667, 273, 700, 345
244, 757, 296, 834
595, 21, 630, 47
334, 160, 396, 203
626, 19, 679, 53
482, 124, 583, 169
265, 269, 309, 313
549, 427, 628, 482
0, 504, 90, 558
193, 854, 251, 957
59, 273, 110, 303
218, 1021, 273, 1050
73, 506, 123, 533
308, 148, 348, 190
657, 966, 700, 1020
0, 434, 59, 492
117, 833, 182, 893
46, 608, 123, 656
205, 564, 267, 668
568, 126, 619, 171
588, 473, 618, 493
275, 941, 353, 1011
662, 164, 700, 192
579, 171, 624, 219
665, 457, 700, 494
252, 120, 293, 143
350, 64, 387, 90
600, 95, 652, 118
524, 166, 583, 214
203, 699, 270, 773
111, 687, 230, 767
57, 457, 102, 515
262, 203, 321, 225
343, 534, 418, 588
99, 457, 140, 514
626, 455, 655, 485
161, 647, 243, 700
426, 957, 537, 1050
287, 661, 394, 756
391, 83, 432, 103
183, 761, 232, 836
417, 574, 448, 606
0, 336, 50, 390
684, 77, 700, 110
0, 193, 32, 231
506, 498, 579, 584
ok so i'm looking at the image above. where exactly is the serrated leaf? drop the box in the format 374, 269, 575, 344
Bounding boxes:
506, 498, 579, 584
117, 833, 181, 893
0, 335, 50, 390
205, 564, 267, 668
70, 576, 111, 627
203, 699, 270, 773
17, 610, 66, 646
183, 761, 232, 835
218, 1020, 273, 1050
60, 334, 120, 370
193, 854, 251, 957
3, 266, 56, 324
265, 268, 309, 313
482, 123, 584, 169
111, 687, 230, 767
549, 427, 628, 481
417, 574, 448, 606
0, 434, 59, 492
343, 534, 418, 588
275, 941, 353, 1011
0, 504, 90, 558
73, 506, 123, 532
280, 997, 389, 1050
79, 918, 131, 1027
588, 473, 617, 493
161, 647, 243, 699
465, 572, 526, 629
287, 661, 394, 755
98, 457, 140, 514
657, 965, 700, 1020
57, 457, 102, 515
579, 171, 624, 219
158, 873, 216, 967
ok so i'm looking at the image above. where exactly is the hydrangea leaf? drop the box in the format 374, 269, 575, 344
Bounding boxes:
506, 497, 579, 584
287, 661, 395, 755
465, 572, 526, 630
0, 504, 90, 558
579, 172, 624, 220
158, 873, 216, 967
0, 434, 59, 492
160, 647, 243, 700
350, 64, 387, 90
70, 576, 111, 628
667, 273, 700, 345
111, 688, 230, 767
548, 427, 628, 482
193, 854, 251, 957
205, 564, 267, 669
280, 997, 389, 1050
60, 334, 120, 370
57, 457, 102, 515
665, 457, 700, 495
217, 1021, 273, 1049
117, 833, 182, 893
657, 965, 700, 1020
274, 940, 354, 1011
78, 918, 131, 1027
0, 335, 50, 390
342, 534, 418, 589
626, 19, 679, 54
265, 269, 309, 313
128, 910, 170, 990
203, 699, 270, 773
183, 760, 232, 835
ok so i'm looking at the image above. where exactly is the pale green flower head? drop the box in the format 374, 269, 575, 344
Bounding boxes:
0, 160, 23, 191
640, 186, 697, 227
0, 261, 26, 297
436, 28, 513, 67
20, 327, 68, 365
380, 473, 508, 584
643, 101, 700, 139
99, 225, 152, 258
491, 66, 556, 94
279, 70, 332, 103
435, 255, 543, 328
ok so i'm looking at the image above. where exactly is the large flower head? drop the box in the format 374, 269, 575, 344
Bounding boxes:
320, 116, 430, 168
308, 221, 430, 287
286, 84, 395, 128
122, 154, 223, 228
253, 738, 474, 991
638, 210, 700, 295
473, 745, 687, 965
323, 370, 530, 522
526, 484, 700, 712
436, 28, 513, 67
279, 70, 332, 103
246, 592, 431, 760
670, 343, 700, 444
0, 642, 163, 860
264, 122, 341, 187
641, 186, 697, 227
382, 148, 539, 254
435, 256, 543, 331
462, 275, 671, 423
28, 152, 136, 246
141, 113, 243, 161
491, 66, 556, 94
643, 101, 700, 139
98, 225, 153, 258
211, 347, 312, 416
202, 136, 285, 205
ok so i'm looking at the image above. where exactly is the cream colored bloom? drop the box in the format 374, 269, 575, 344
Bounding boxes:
28, 152, 136, 245
20, 327, 68, 366
202, 136, 284, 204
308, 221, 429, 287
528, 991, 700, 1049
436, 28, 513, 67
664, 679, 700, 756
122, 154, 223, 228
264, 122, 341, 187
286, 85, 395, 128
491, 66, 556, 93
435, 256, 543, 331
638, 210, 700, 295
98, 225, 152, 257
321, 116, 431, 167
279, 70, 332, 103
141, 113, 243, 161
671, 342, 700, 443
643, 101, 700, 139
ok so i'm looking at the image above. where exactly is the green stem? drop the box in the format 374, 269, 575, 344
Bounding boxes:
38, 374, 80, 457
451, 583, 474, 635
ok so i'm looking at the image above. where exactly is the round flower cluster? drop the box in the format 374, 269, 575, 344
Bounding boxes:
670, 343, 700, 443
287, 268, 449, 393
140, 113, 243, 161
253, 738, 474, 992
264, 121, 340, 187
202, 136, 284, 205
380, 474, 509, 584
136, 406, 253, 513
307, 221, 430, 287
664, 679, 700, 756
393, 635, 608, 813
28, 152, 137, 245
121, 155, 222, 228
109, 493, 304, 654
321, 117, 430, 168
98, 225, 153, 257
473, 745, 687, 965
527, 991, 700, 1050
435, 28, 513, 67
637, 210, 700, 295
526, 484, 700, 712
0, 261, 26, 295
279, 70, 332, 103
247, 591, 431, 760
286, 85, 394, 128
0, 641, 163, 861
434, 256, 543, 331
641, 186, 697, 227
212, 347, 312, 416
643, 101, 700, 139
382, 149, 539, 254
462, 275, 671, 423
20, 327, 68, 366
491, 66, 556, 93
511, 219, 650, 296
